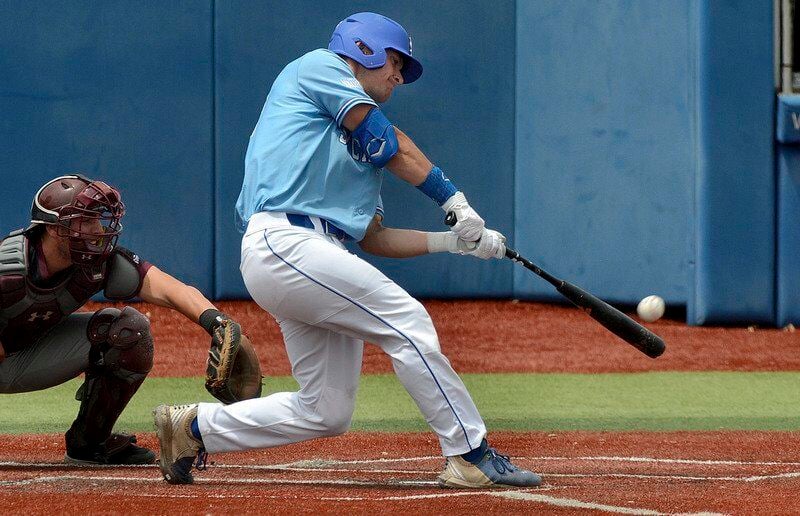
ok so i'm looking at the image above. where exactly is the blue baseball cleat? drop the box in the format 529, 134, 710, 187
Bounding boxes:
438, 445, 542, 488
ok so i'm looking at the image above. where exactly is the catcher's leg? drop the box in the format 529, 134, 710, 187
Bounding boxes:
65, 306, 155, 465
197, 320, 363, 453
0, 313, 93, 394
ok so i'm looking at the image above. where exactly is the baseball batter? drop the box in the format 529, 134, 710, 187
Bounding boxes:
0, 175, 244, 464
154, 12, 541, 488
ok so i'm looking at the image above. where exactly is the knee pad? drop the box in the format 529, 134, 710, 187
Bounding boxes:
87, 306, 154, 381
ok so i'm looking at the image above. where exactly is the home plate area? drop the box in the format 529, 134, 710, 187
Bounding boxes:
0, 432, 798, 514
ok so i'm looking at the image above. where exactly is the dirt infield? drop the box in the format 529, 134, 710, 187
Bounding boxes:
110, 299, 800, 377
2, 431, 799, 514
6, 300, 799, 514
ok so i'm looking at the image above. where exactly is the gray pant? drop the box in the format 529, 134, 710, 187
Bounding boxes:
0, 313, 93, 394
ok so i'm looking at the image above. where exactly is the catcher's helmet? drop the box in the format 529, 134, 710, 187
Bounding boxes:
328, 12, 422, 84
31, 174, 125, 267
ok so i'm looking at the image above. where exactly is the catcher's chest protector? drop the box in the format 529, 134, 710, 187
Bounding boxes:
0, 232, 104, 353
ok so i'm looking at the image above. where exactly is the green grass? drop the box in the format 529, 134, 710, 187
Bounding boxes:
2, 372, 799, 434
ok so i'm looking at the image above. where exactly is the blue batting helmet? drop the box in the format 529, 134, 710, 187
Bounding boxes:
328, 12, 423, 84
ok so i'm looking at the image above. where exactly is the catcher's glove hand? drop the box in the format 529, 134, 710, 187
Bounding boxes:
200, 310, 263, 404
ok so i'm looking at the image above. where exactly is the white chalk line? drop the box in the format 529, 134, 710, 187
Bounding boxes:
270, 455, 800, 467
0, 474, 436, 487
534, 455, 800, 467
2, 455, 800, 484
2, 465, 799, 487
126, 486, 722, 516
2, 454, 798, 470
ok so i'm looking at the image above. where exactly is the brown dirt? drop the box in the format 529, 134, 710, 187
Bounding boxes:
81, 300, 800, 377
8, 299, 798, 514
2, 431, 799, 515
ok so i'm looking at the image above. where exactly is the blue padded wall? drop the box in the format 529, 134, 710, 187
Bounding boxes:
777, 149, 800, 326
691, 0, 775, 324
776, 95, 800, 326
214, 1, 516, 298
0, 2, 215, 296
514, 1, 695, 304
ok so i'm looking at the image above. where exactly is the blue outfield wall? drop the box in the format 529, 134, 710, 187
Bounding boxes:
0, 1, 789, 324
514, 1, 695, 305
776, 95, 800, 327
0, 1, 215, 296
691, 0, 775, 325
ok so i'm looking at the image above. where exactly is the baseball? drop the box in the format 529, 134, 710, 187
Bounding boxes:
637, 295, 665, 323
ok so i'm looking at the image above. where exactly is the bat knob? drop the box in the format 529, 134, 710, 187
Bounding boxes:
444, 212, 457, 227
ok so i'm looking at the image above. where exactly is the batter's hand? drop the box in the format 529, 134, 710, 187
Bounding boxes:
467, 229, 506, 260
441, 192, 485, 242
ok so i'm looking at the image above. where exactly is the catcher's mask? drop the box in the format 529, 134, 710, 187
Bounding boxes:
30, 174, 125, 267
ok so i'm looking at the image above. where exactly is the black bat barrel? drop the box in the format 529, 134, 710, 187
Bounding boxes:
557, 281, 666, 358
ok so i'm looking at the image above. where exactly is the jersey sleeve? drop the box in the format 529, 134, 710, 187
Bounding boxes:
375, 195, 385, 220
103, 247, 153, 300
298, 50, 377, 127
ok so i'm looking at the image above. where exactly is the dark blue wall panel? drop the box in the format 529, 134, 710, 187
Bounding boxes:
777, 148, 800, 326
776, 95, 800, 326
515, 1, 695, 304
0, 1, 214, 296
214, 1, 516, 298
691, 0, 775, 324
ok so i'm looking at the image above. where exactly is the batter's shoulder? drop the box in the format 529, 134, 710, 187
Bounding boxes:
297, 48, 352, 74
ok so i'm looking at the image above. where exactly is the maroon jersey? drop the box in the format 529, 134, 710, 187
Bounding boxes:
0, 229, 152, 354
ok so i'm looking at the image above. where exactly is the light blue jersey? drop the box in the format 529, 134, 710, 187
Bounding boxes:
236, 49, 384, 241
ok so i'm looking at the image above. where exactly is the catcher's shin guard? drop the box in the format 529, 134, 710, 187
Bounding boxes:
66, 307, 154, 462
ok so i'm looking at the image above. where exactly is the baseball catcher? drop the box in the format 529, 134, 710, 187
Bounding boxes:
0, 174, 260, 464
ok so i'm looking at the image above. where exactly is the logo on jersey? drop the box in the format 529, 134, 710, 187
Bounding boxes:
348, 135, 371, 164
28, 311, 54, 322
341, 129, 387, 167
339, 77, 361, 89
339, 129, 368, 164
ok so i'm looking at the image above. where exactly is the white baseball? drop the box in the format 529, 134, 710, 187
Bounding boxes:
637, 295, 665, 323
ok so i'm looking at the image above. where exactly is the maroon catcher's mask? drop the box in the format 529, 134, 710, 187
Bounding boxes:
31, 174, 125, 267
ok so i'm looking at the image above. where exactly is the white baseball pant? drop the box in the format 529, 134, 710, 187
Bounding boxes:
196, 211, 486, 457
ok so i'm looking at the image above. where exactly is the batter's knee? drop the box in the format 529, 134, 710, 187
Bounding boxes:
319, 411, 353, 437
303, 389, 355, 437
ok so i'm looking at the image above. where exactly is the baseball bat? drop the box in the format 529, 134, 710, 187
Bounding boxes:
445, 213, 666, 358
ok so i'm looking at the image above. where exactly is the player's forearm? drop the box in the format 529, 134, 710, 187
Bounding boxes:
140, 267, 216, 325
385, 127, 433, 185
163, 285, 217, 324
359, 225, 430, 258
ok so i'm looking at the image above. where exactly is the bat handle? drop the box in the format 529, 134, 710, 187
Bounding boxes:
505, 247, 520, 261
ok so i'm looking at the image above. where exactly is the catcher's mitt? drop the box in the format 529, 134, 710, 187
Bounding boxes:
205, 318, 263, 404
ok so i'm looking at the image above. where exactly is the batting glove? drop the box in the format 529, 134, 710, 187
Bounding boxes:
467, 228, 506, 260
441, 192, 485, 242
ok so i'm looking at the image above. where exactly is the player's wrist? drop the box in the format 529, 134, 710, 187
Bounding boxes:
426, 232, 457, 253
417, 166, 459, 206
426, 232, 476, 254
198, 308, 226, 336
440, 191, 467, 212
